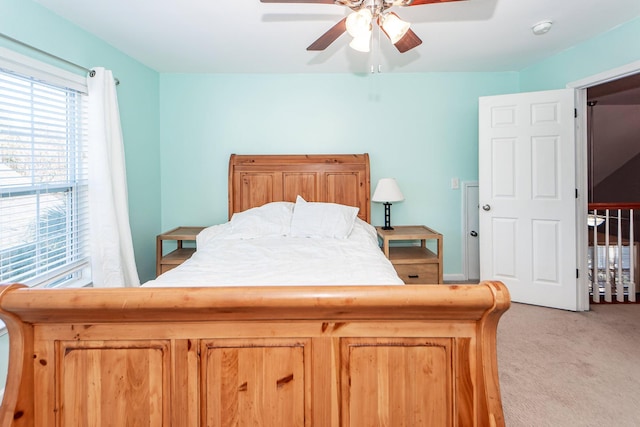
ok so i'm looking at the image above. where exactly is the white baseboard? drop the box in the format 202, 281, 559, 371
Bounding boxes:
443, 273, 468, 283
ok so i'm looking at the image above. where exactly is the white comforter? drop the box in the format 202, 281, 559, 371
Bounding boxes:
144, 219, 403, 287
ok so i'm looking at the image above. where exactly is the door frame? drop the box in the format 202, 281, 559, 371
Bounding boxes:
568, 60, 640, 311
462, 181, 479, 281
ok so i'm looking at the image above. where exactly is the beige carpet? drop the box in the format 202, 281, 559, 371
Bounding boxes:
497, 302, 640, 426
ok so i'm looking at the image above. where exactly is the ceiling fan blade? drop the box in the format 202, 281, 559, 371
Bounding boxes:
260, 0, 337, 3
307, 17, 347, 51
403, 0, 465, 5
392, 28, 422, 53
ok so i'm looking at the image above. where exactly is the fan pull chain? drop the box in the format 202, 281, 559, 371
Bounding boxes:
370, 22, 382, 74
369, 26, 376, 73
377, 21, 382, 73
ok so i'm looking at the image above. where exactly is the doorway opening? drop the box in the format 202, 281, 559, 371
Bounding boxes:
570, 61, 640, 308
585, 73, 640, 303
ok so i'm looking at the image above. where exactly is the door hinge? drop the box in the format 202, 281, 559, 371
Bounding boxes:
576, 269, 579, 279
574, 108, 578, 118
575, 188, 578, 199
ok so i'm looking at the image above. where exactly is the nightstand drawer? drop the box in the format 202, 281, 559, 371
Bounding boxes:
394, 263, 439, 285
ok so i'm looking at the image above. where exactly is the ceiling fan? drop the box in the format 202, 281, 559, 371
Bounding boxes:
260, 0, 466, 54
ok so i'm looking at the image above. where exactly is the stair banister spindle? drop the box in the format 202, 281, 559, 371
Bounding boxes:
616, 209, 624, 302
592, 209, 599, 303
630, 210, 636, 302
605, 209, 612, 302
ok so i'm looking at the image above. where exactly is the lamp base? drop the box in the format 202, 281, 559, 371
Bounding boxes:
382, 202, 394, 230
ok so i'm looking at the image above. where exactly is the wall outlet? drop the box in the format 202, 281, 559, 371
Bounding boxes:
451, 177, 460, 189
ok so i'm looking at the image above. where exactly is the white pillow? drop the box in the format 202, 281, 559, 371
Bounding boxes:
230, 201, 294, 238
290, 195, 359, 239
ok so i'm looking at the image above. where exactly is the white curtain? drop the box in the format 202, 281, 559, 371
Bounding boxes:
87, 68, 140, 287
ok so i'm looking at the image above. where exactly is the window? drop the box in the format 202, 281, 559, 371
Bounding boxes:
0, 55, 90, 288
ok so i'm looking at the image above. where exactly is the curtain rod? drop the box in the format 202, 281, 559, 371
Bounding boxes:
0, 32, 120, 85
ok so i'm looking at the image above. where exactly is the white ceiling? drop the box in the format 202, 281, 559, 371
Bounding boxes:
34, 0, 640, 74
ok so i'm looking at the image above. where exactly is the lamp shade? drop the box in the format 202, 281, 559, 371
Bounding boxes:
346, 9, 373, 52
346, 9, 373, 38
380, 12, 410, 44
372, 178, 404, 203
349, 34, 371, 52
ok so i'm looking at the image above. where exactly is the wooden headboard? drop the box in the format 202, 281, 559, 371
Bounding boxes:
228, 154, 371, 222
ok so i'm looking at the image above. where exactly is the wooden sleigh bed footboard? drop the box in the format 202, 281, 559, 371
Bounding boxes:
0, 281, 509, 427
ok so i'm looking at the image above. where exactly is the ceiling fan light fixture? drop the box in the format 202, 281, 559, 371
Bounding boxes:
380, 12, 410, 44
346, 9, 373, 38
349, 33, 372, 52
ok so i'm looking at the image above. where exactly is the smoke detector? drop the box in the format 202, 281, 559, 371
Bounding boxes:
532, 20, 553, 35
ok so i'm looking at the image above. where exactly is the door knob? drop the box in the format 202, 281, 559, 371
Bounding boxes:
470, 231, 478, 237
482, 204, 491, 211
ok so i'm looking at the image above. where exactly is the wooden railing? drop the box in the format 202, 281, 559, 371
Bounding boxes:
588, 203, 640, 303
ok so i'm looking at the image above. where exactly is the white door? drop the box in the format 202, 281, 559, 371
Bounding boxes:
464, 182, 480, 281
479, 89, 578, 310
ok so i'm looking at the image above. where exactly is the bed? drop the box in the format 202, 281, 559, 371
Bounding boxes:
0, 154, 510, 426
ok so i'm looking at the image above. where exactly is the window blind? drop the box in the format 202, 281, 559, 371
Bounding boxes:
0, 65, 90, 288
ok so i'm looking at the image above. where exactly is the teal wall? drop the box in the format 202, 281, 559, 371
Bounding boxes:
159, 72, 518, 274
158, 16, 640, 277
0, 0, 162, 284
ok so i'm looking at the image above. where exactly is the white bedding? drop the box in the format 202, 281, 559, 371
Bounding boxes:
144, 211, 403, 287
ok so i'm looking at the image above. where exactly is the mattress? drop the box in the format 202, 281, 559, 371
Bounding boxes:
144, 201, 403, 287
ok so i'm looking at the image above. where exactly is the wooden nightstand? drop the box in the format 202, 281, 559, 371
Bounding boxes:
156, 226, 206, 277
376, 225, 443, 284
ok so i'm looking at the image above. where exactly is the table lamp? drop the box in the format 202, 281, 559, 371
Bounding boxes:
372, 178, 404, 230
